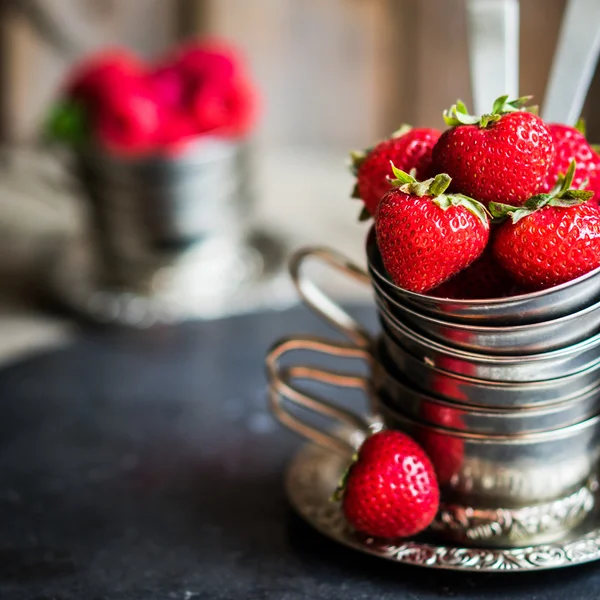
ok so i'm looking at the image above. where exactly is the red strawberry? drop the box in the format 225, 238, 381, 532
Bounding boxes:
148, 64, 186, 110
66, 49, 145, 107
540, 122, 600, 194
95, 81, 161, 155
376, 167, 490, 293
174, 39, 243, 83
491, 161, 600, 290
430, 242, 517, 299
351, 126, 441, 218
339, 430, 439, 538
432, 96, 555, 206
192, 76, 259, 137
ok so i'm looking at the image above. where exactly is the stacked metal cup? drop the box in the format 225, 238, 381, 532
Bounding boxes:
267, 227, 600, 549
364, 227, 600, 546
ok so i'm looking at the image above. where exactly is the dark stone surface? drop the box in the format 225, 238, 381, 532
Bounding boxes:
0, 305, 598, 599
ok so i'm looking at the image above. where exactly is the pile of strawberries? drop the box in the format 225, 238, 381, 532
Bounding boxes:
351, 95, 600, 296
334, 96, 600, 544
47, 39, 260, 156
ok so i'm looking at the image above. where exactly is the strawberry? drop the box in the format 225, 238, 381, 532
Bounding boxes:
94, 80, 161, 155
376, 166, 490, 293
338, 430, 439, 539
491, 161, 600, 290
539, 121, 600, 195
350, 126, 441, 218
66, 49, 145, 107
432, 96, 554, 206
430, 242, 518, 299
192, 76, 259, 137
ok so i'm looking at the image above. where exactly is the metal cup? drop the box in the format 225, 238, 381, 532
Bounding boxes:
76, 138, 253, 291
379, 336, 600, 408
266, 334, 600, 547
373, 358, 600, 434
373, 276, 600, 356
379, 305, 600, 383
366, 227, 600, 325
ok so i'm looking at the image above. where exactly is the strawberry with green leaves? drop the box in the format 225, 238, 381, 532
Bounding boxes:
376, 166, 490, 293
432, 96, 554, 206
540, 120, 600, 198
491, 161, 600, 290
350, 126, 441, 219
337, 430, 439, 539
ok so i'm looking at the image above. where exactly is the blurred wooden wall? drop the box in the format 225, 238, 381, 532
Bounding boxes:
2, 0, 600, 148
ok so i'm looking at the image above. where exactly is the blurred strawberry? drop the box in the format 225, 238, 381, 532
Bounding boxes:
147, 65, 186, 110
66, 49, 145, 107
175, 39, 244, 83
95, 81, 161, 155
192, 76, 259, 137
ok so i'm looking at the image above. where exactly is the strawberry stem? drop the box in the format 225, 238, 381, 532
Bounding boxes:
443, 95, 537, 129
389, 164, 489, 226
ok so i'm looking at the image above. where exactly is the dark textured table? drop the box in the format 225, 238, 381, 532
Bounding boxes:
0, 305, 599, 599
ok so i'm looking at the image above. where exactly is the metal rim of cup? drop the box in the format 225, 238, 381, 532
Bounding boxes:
373, 359, 600, 435
377, 297, 600, 365
380, 402, 600, 443
372, 275, 600, 335
377, 336, 600, 407
365, 226, 600, 309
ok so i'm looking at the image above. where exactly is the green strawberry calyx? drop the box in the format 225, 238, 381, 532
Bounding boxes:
443, 95, 537, 129
43, 99, 90, 147
330, 452, 358, 503
489, 160, 595, 223
575, 117, 587, 136
389, 163, 490, 226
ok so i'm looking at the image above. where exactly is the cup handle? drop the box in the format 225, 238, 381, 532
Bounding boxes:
266, 334, 381, 455
289, 247, 373, 348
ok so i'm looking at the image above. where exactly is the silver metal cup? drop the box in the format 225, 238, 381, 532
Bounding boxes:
373, 276, 600, 356
378, 336, 600, 408
373, 358, 600, 435
366, 228, 600, 326
76, 138, 253, 291
266, 335, 600, 547
267, 245, 600, 547
379, 308, 600, 383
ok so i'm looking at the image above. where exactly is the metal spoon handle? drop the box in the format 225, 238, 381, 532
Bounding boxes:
542, 0, 600, 125
467, 0, 520, 115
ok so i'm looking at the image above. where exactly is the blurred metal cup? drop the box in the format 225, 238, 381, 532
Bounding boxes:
76, 137, 253, 291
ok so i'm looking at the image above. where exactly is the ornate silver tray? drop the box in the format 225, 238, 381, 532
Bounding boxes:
286, 442, 600, 572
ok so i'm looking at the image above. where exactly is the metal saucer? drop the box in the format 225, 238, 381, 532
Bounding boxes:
286, 441, 600, 572
44, 228, 291, 327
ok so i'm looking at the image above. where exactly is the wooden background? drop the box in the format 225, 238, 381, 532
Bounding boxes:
1, 0, 599, 148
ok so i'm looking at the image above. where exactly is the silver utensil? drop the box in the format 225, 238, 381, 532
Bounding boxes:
467, 0, 520, 114
542, 0, 600, 125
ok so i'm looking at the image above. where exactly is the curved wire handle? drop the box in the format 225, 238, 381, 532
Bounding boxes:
266, 335, 379, 455
289, 247, 373, 348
